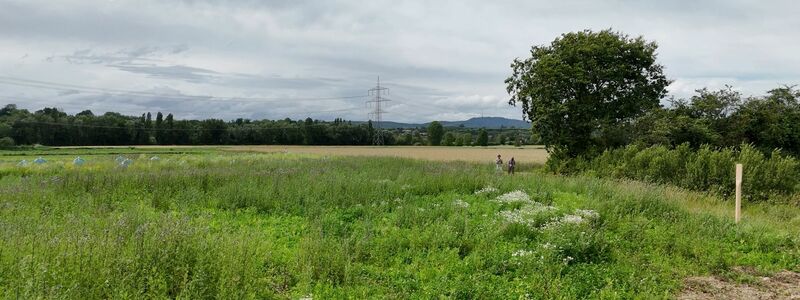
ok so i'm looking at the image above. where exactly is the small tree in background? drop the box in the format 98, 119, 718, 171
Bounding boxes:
155, 112, 164, 144
477, 128, 489, 146
462, 133, 474, 146
164, 113, 175, 145
443, 132, 456, 146
413, 131, 423, 145
427, 121, 444, 146
400, 133, 413, 145
455, 135, 465, 146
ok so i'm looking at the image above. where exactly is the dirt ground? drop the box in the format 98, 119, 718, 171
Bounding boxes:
227, 145, 549, 164
679, 269, 800, 299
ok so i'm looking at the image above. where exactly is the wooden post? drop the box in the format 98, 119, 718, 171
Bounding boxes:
735, 163, 743, 223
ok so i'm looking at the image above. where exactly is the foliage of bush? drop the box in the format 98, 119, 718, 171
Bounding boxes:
562, 143, 799, 201
0, 136, 14, 148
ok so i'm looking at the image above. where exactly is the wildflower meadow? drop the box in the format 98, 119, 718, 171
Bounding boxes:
0, 149, 798, 298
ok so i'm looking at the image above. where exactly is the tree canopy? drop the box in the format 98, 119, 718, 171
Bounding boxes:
506, 29, 670, 157
427, 121, 444, 146
477, 128, 489, 146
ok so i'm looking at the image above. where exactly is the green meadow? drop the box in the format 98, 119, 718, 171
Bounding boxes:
1, 150, 798, 299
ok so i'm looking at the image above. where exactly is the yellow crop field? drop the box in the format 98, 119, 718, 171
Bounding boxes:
228, 145, 549, 164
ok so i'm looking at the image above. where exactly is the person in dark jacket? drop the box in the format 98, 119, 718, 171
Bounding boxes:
507, 157, 516, 175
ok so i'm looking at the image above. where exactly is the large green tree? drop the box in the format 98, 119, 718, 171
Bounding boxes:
506, 29, 670, 157
427, 121, 444, 146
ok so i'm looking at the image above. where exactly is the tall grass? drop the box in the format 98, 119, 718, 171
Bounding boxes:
569, 143, 800, 202
0, 152, 798, 298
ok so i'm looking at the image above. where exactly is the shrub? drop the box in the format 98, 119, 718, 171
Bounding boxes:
0, 136, 14, 148
566, 143, 799, 201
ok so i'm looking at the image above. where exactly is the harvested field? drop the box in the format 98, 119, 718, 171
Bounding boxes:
228, 145, 549, 163
48, 145, 549, 164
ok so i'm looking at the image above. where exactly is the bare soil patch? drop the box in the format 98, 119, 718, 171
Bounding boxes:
679, 270, 800, 299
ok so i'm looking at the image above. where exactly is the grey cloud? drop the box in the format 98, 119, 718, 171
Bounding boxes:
224, 74, 346, 90
0, 1, 218, 44
56, 89, 81, 97
54, 46, 188, 65
1, 0, 800, 122
170, 44, 190, 54
110, 64, 219, 83
108, 62, 347, 90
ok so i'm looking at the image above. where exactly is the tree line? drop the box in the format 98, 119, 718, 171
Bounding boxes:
0, 105, 530, 147
631, 85, 800, 155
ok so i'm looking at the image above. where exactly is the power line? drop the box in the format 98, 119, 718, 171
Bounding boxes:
0, 75, 365, 103
366, 76, 391, 145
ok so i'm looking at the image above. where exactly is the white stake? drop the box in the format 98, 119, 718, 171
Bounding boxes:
735, 163, 743, 223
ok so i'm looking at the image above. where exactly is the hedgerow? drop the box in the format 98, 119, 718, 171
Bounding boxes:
560, 143, 799, 201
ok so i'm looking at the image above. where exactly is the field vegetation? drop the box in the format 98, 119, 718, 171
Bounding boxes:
554, 143, 800, 203
1, 150, 798, 298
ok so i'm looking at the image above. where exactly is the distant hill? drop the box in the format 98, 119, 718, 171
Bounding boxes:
362, 117, 530, 129
440, 117, 530, 129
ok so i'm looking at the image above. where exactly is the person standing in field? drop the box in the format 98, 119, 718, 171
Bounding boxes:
495, 154, 503, 173
507, 157, 516, 175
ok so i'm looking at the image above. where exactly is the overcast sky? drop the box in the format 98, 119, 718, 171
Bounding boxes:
1, 0, 799, 122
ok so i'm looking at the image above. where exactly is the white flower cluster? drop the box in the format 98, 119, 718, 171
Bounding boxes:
453, 199, 470, 208
561, 214, 585, 224
512, 249, 534, 257
492, 190, 531, 204
574, 209, 599, 219
498, 204, 556, 228
473, 186, 499, 195
542, 209, 600, 229
490, 189, 601, 233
